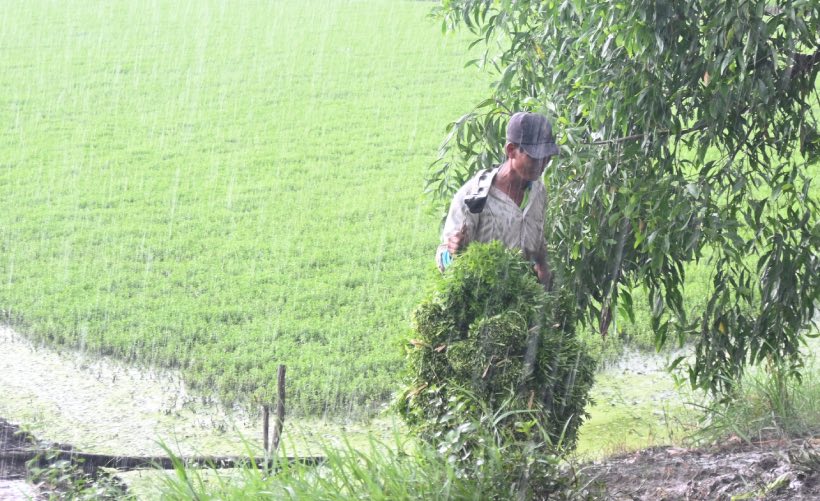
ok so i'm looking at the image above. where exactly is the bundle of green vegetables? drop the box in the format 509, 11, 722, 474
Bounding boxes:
398, 242, 595, 450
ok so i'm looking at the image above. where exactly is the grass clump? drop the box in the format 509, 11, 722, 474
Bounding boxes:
155, 417, 597, 500
687, 353, 820, 445
397, 242, 596, 451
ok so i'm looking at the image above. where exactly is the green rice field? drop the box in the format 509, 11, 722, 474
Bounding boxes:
2, 0, 817, 426
0, 0, 491, 415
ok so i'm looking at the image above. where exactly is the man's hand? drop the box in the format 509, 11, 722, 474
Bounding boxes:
534, 261, 553, 292
447, 222, 469, 255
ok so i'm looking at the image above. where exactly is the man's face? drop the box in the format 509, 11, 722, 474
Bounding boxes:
517, 150, 551, 181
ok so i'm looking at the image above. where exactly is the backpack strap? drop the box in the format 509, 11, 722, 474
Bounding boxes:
463, 166, 499, 214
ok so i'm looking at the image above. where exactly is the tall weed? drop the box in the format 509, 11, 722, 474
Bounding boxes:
686, 352, 820, 444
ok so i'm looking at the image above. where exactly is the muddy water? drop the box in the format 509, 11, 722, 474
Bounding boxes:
0, 480, 35, 500
576, 346, 694, 459
0, 326, 398, 459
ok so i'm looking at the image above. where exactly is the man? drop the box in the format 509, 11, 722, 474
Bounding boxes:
435, 111, 558, 289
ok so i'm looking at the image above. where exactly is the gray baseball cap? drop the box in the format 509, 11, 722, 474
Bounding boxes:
506, 111, 559, 159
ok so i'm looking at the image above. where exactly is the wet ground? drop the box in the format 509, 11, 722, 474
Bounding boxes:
4, 417, 820, 500
0, 325, 277, 458
584, 438, 820, 500
575, 345, 693, 459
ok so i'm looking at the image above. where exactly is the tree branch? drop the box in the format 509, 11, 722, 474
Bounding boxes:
495, 99, 513, 114
586, 122, 707, 146
790, 47, 820, 79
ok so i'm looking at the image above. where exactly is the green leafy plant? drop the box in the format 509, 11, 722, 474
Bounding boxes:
398, 242, 595, 451
26, 451, 132, 501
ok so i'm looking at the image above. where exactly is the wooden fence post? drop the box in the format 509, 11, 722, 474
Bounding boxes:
262, 405, 270, 453
271, 364, 286, 452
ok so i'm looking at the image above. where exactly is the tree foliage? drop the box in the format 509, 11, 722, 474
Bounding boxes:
429, 0, 820, 397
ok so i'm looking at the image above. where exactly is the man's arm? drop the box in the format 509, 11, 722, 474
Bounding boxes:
534, 259, 553, 291
533, 242, 553, 291
436, 185, 478, 271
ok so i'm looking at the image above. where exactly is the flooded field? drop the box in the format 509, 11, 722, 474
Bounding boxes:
0, 324, 402, 497
0, 325, 398, 459
576, 346, 694, 459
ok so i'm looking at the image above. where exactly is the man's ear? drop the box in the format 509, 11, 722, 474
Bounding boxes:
504, 142, 518, 159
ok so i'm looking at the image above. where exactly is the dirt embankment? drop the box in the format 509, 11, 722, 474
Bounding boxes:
584, 438, 820, 500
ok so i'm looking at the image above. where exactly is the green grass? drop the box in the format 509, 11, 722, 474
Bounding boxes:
0, 0, 490, 416
151, 421, 590, 500
686, 341, 820, 445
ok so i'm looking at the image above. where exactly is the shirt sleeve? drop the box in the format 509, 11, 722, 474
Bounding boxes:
435, 181, 480, 268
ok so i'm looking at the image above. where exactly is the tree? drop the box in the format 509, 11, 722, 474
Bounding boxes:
428, 0, 819, 398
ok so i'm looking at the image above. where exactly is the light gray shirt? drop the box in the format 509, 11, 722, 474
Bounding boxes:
436, 169, 547, 267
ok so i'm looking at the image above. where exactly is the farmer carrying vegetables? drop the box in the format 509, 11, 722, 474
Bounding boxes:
435, 111, 558, 290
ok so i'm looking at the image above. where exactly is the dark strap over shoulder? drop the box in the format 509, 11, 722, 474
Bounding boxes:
463, 166, 499, 214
